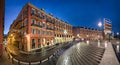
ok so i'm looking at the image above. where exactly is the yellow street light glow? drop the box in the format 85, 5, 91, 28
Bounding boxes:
98, 35, 100, 38
11, 34, 13, 37
86, 35, 89, 37
64, 30, 67, 35
77, 34, 79, 37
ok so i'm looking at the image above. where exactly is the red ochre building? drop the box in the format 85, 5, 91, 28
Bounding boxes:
7, 3, 73, 51
73, 27, 103, 40
0, 0, 5, 56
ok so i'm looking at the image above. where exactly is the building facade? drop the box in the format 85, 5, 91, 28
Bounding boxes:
104, 18, 112, 40
73, 27, 103, 41
0, 0, 5, 56
7, 3, 73, 51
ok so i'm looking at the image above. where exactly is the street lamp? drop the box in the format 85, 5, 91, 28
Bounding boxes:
117, 32, 119, 40
98, 22, 102, 28
9, 34, 14, 45
98, 22, 102, 39
116, 32, 120, 53
112, 32, 114, 38
86, 35, 89, 45
11, 34, 13, 37
77, 34, 79, 37
64, 30, 67, 43
98, 21, 102, 45
86, 35, 89, 40
117, 32, 119, 35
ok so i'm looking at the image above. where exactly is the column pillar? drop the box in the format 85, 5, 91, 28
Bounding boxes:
27, 6, 31, 51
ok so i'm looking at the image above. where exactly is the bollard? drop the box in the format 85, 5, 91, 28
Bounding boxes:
29, 62, 31, 65
18, 60, 20, 65
53, 53, 55, 56
48, 57, 49, 60
37, 61, 41, 65
12, 58, 14, 64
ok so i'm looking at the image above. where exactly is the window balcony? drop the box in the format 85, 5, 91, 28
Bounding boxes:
46, 27, 54, 30
31, 13, 45, 19
50, 20, 55, 24
31, 23, 43, 28
46, 19, 55, 24
19, 26, 25, 29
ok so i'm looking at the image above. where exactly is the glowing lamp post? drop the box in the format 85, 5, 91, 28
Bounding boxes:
11, 34, 13, 37
86, 35, 89, 45
116, 32, 120, 52
9, 34, 14, 44
117, 32, 119, 39
97, 22, 102, 46
98, 22, 102, 40
117, 32, 119, 35
98, 22, 102, 28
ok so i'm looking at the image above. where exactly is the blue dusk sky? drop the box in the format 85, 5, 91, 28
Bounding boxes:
5, 0, 120, 34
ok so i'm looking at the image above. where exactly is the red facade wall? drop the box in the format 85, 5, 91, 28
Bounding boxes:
0, 0, 4, 56
0, 44, 3, 55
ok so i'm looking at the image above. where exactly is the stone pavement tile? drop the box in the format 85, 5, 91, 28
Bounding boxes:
0, 48, 13, 65
99, 42, 120, 65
